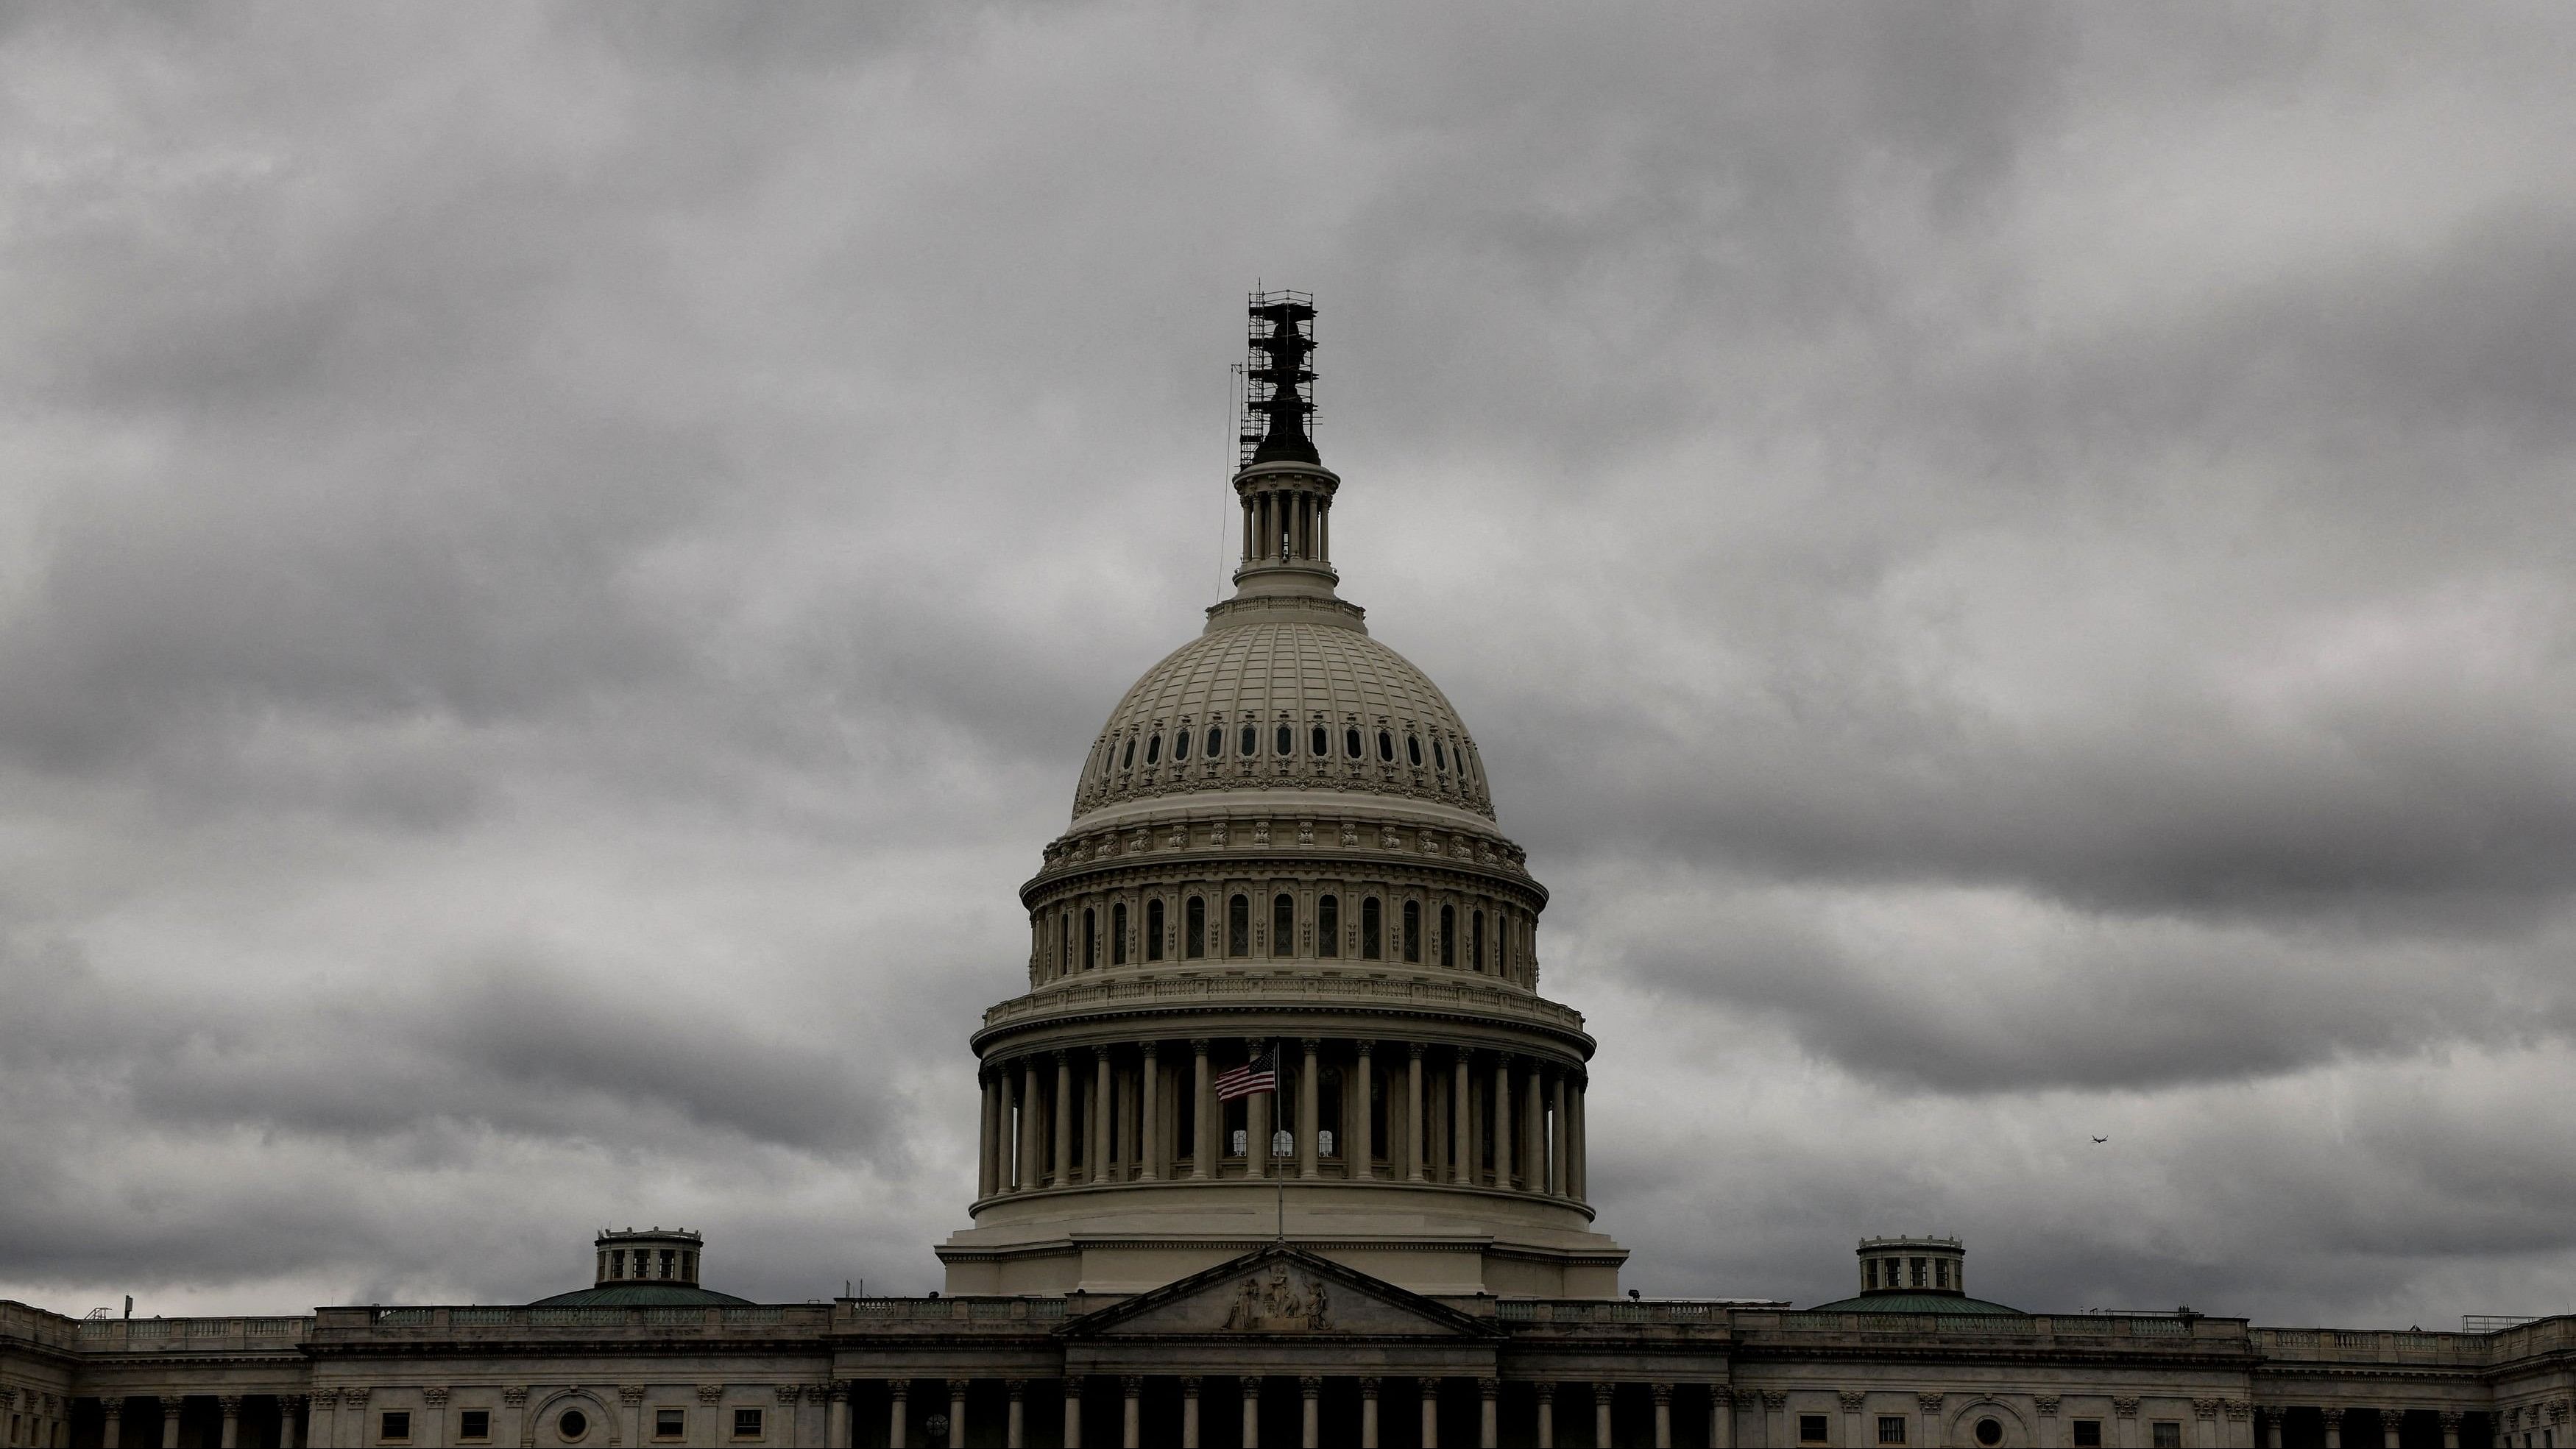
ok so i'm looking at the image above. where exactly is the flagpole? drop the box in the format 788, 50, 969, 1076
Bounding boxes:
1273, 1040, 1287, 1241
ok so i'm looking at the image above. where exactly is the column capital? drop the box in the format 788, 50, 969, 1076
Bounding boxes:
771, 1386, 799, 1406
2226, 1403, 2251, 1423
2438, 1414, 2463, 1432
1191, 1037, 1212, 1052
949, 1378, 974, 1395
1410, 1041, 1427, 1058
1917, 1395, 1947, 1412
1064, 1375, 1086, 1394
890, 1382, 910, 1403
830, 1384, 852, 1405
1765, 1392, 1791, 1411
1596, 1383, 1619, 1400
1005, 1381, 1027, 1399
1094, 1044, 1113, 1062
101, 1403, 124, 1424
501, 1387, 527, 1408
1123, 1376, 1145, 1396
1301, 1036, 1321, 1052
217, 1396, 246, 1414
1361, 1378, 1384, 1395
1479, 1379, 1501, 1400
1053, 1047, 1070, 1064
1652, 1383, 1674, 1404
1533, 1382, 1554, 1403
620, 1386, 646, 1406
2037, 1398, 2062, 1416
1843, 1393, 1869, 1411
1302, 1377, 1325, 1397
1496, 1049, 1517, 1066
1712, 1389, 1734, 1408
2194, 1400, 2222, 1420
2114, 1399, 2140, 1418
1180, 1378, 1202, 1395
1356, 1038, 1376, 1055
1142, 1040, 1160, 1059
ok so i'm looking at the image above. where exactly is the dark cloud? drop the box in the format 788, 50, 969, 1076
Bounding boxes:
1, 3, 2572, 1325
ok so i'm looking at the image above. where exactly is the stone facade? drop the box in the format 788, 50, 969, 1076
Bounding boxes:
4, 300, 2562, 1447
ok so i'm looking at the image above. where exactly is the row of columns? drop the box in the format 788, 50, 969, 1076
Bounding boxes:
1035, 883, 1532, 984
868, 1375, 1716, 1448
979, 1039, 1588, 1202
93, 1394, 302, 1448
2264, 1407, 2472, 1449
1242, 486, 1329, 566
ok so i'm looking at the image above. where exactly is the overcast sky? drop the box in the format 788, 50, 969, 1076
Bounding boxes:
4, 5, 2575, 1327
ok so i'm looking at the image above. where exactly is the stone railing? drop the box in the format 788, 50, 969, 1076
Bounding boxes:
843, 1297, 1069, 1325
310, 1304, 829, 1336
1496, 1301, 1735, 1325
981, 971, 1588, 1033
66, 1315, 312, 1350
2255, 1325, 2510, 1364
1729, 1311, 2248, 1344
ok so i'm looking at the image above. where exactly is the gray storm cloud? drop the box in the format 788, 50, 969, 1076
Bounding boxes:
1, 4, 2572, 1325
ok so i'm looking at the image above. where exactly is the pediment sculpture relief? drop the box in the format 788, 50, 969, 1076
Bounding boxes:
1222, 1264, 1331, 1332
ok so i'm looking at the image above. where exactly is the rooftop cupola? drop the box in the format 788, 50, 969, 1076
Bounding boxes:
1858, 1235, 1967, 1297
1222, 290, 1350, 619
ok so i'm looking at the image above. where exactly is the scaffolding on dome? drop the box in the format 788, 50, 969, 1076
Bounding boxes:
1236, 288, 1317, 467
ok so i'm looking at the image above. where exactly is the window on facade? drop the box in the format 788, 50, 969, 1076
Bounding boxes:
1910, 1256, 1926, 1287
1144, 732, 1161, 765
1083, 907, 1097, 970
1935, 1259, 1950, 1289
2073, 1422, 2103, 1448
1376, 729, 1395, 761
1471, 910, 1486, 973
1273, 893, 1295, 957
1240, 724, 1256, 757
558, 1410, 590, 1440
609, 1249, 626, 1278
1439, 904, 1456, 967
654, 1409, 685, 1440
1866, 1258, 1880, 1289
1174, 727, 1190, 761
1802, 1415, 1831, 1445
1186, 897, 1206, 958
2153, 1425, 2182, 1449
1976, 1420, 2005, 1448
1881, 1418, 1910, 1445
1111, 901, 1128, 966
1145, 899, 1164, 961
1434, 738, 1448, 771
1402, 899, 1422, 962
381, 1411, 411, 1442
1228, 894, 1250, 956
1407, 734, 1423, 766
1361, 898, 1382, 959
1312, 723, 1330, 756
1121, 738, 1135, 769
1345, 726, 1364, 758
1276, 723, 1292, 756
1059, 911, 1072, 976
459, 1409, 492, 1441
1210, 725, 1227, 758
732, 1408, 763, 1440
1317, 895, 1339, 957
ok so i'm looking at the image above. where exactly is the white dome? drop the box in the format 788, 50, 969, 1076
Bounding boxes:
1071, 618, 1495, 826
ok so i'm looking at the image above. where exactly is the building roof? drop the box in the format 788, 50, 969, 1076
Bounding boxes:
526, 1282, 751, 1308
1802, 1292, 2026, 1316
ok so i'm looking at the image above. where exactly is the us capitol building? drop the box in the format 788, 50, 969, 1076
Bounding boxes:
4, 297, 2566, 1448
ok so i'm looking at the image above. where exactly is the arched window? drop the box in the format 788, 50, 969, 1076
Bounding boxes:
1439, 904, 1456, 967
1173, 728, 1190, 762
1377, 729, 1394, 762
1275, 723, 1292, 756
1345, 726, 1363, 758
1111, 901, 1128, 966
1360, 898, 1382, 960
1471, 910, 1486, 973
1145, 899, 1165, 961
1239, 724, 1256, 757
1185, 897, 1206, 959
1121, 738, 1136, 770
1407, 734, 1423, 767
1059, 910, 1072, 976
1083, 907, 1097, 970
1402, 900, 1422, 963
1311, 723, 1330, 757
1317, 895, 1339, 957
1227, 894, 1250, 957
1434, 738, 1448, 771
1207, 725, 1224, 758
1273, 893, 1295, 957
1144, 732, 1161, 765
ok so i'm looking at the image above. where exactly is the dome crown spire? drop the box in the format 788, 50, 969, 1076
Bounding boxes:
1225, 289, 1348, 620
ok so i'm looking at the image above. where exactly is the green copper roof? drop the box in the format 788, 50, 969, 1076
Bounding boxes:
527, 1282, 751, 1308
1802, 1292, 2025, 1316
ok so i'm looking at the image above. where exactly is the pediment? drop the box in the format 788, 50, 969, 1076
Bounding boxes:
1059, 1246, 1498, 1340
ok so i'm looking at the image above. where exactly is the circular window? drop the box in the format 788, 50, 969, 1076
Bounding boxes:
558, 1408, 590, 1442
1976, 1419, 2005, 1447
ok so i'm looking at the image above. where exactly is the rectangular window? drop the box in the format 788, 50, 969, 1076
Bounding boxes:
2154, 1425, 2182, 1449
1273, 893, 1295, 957
380, 1411, 411, 1442
1471, 910, 1485, 971
1402, 899, 1422, 962
2074, 1423, 2104, 1448
1802, 1415, 1831, 1445
734, 1407, 764, 1439
1361, 897, 1382, 959
1111, 901, 1128, 965
1935, 1259, 1950, 1289
656, 1408, 686, 1439
1228, 894, 1250, 955
1317, 895, 1339, 957
1910, 1256, 1925, 1287
1866, 1258, 1880, 1289
1186, 896, 1205, 958
1439, 903, 1456, 966
460, 1409, 492, 1441
1145, 899, 1164, 961
1882, 1418, 1910, 1445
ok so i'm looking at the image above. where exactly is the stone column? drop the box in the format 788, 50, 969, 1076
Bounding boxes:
827, 1384, 850, 1448
1922, 1395, 1947, 1449
1423, 1380, 1442, 1448
1362, 1378, 1382, 1449
1551, 1071, 1569, 1195
1140, 1043, 1163, 1180
1248, 1040, 1273, 1179
2228, 1403, 2253, 1449
1570, 1073, 1588, 1201
2120, 1399, 2143, 1449
1451, 1051, 1473, 1184
500, 1387, 526, 1449
1053, 1052, 1075, 1186
343, 1387, 372, 1449
1243, 1377, 1262, 1448
2262, 1411, 2282, 1449
2036, 1398, 2061, 1449
1064, 1377, 1084, 1449
1535, 1384, 1555, 1449
891, 1381, 910, 1448
951, 1381, 972, 1448
1655, 1384, 1676, 1449
220, 1396, 245, 1448
1354, 1041, 1376, 1177
2195, 1402, 2223, 1449
1596, 1384, 1616, 1449
161, 1401, 180, 1449
1093, 1047, 1114, 1183
1713, 1389, 1735, 1449
1303, 1377, 1324, 1448
2382, 1412, 2403, 1449
1481, 1379, 1501, 1448
1766, 1392, 1791, 1447
622, 1385, 645, 1447
1844, 1393, 1869, 1449
1299, 1040, 1323, 1178
99, 1400, 120, 1449
1192, 1040, 1216, 1179
1124, 1378, 1144, 1449
1406, 1044, 1428, 1182
281, 1396, 307, 1449
980, 1072, 1002, 1197
1181, 1378, 1201, 1449
1524, 1066, 1546, 1190
1020, 1060, 1044, 1190
1005, 1381, 1027, 1448
2441, 1414, 2463, 1449
1492, 1055, 1515, 1188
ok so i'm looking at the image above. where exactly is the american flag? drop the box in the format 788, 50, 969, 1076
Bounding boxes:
1213, 1044, 1278, 1102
